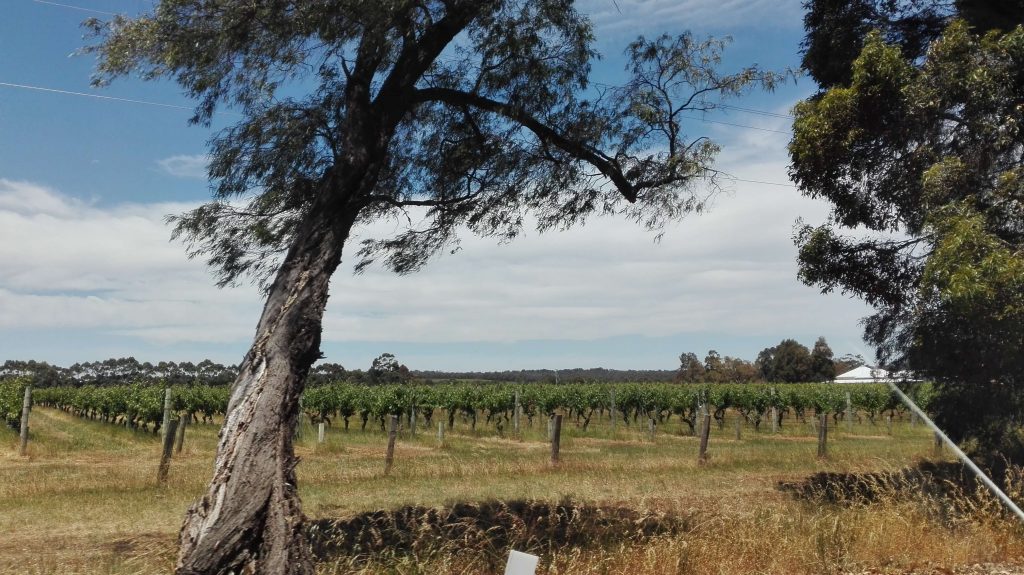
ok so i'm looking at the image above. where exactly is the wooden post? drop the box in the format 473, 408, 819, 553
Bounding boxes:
610, 390, 616, 434
547, 415, 554, 441
513, 391, 520, 435
734, 412, 741, 440
384, 415, 398, 475
648, 417, 656, 441
698, 411, 712, 465
437, 420, 445, 445
157, 417, 179, 487
817, 413, 828, 459
770, 406, 778, 434
886, 414, 893, 435
318, 422, 326, 443
18, 385, 32, 456
846, 392, 853, 432
175, 413, 188, 454
410, 406, 417, 436
161, 387, 173, 442
550, 414, 562, 465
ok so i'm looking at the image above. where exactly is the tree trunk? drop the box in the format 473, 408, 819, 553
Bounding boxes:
175, 192, 358, 575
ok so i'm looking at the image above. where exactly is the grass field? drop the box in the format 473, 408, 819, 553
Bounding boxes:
2, 406, 1022, 574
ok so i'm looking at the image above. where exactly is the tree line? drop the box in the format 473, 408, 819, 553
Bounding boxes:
676, 337, 863, 384
0, 357, 381, 388
2, 340, 859, 390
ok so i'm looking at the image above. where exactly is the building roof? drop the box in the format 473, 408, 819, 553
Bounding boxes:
833, 365, 914, 383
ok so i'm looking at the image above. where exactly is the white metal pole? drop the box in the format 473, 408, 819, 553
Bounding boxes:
886, 381, 1024, 524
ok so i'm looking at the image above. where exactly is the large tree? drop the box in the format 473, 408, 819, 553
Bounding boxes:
800, 0, 1024, 92
756, 338, 815, 383
791, 10, 1024, 472
86, 2, 782, 573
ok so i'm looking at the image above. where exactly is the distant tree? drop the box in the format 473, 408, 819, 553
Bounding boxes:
833, 353, 865, 376
755, 347, 775, 381
722, 356, 760, 382
0, 360, 67, 387
367, 353, 412, 385
676, 352, 706, 383
809, 337, 836, 381
703, 350, 725, 382
308, 362, 348, 387
757, 339, 814, 383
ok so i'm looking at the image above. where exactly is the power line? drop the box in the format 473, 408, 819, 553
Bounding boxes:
30, 2, 798, 132
22, 1, 800, 191
680, 114, 791, 135
0, 81, 195, 112
723, 176, 796, 188
31, 0, 117, 16
719, 104, 794, 120
0, 81, 797, 190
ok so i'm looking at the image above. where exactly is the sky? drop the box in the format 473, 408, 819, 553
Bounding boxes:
0, 0, 875, 371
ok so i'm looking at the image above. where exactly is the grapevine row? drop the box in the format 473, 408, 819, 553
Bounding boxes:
0, 378, 29, 429
24, 381, 933, 435
33, 384, 230, 433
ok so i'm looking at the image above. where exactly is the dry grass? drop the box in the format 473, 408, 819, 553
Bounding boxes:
2, 407, 1022, 574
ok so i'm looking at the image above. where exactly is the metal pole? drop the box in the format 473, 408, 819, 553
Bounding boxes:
887, 381, 1024, 524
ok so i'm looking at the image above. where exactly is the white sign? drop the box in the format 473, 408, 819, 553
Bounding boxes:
504, 550, 539, 575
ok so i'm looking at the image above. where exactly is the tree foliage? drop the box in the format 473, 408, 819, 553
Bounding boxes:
792, 12, 1024, 470
85, 2, 786, 572
800, 0, 1024, 92
87, 3, 784, 289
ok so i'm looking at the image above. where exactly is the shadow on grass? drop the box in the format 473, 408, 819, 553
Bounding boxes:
308, 498, 691, 569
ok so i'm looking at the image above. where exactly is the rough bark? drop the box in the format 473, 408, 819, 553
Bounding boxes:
175, 188, 359, 575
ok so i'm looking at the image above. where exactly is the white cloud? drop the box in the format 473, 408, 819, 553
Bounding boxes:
321, 168, 869, 346
579, 0, 804, 36
0, 127, 871, 363
0, 180, 259, 342
157, 154, 209, 179
0, 179, 84, 218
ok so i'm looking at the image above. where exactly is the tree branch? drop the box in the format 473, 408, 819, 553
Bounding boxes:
364, 190, 482, 208
413, 87, 639, 202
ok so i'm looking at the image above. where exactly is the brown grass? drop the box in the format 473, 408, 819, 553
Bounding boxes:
1, 407, 1022, 574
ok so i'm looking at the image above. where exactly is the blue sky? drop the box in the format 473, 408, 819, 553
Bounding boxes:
0, 0, 874, 371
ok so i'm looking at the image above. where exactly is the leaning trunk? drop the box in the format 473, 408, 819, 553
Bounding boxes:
176, 193, 358, 575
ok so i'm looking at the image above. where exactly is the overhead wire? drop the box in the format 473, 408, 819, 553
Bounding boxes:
0, 81, 195, 111
679, 114, 792, 135
719, 104, 794, 120
0, 79, 798, 188
16, 0, 800, 189
31, 0, 117, 16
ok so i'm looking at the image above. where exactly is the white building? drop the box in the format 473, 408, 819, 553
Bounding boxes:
833, 365, 915, 383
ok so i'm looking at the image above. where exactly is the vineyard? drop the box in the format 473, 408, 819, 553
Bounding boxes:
0, 378, 28, 429
26, 381, 934, 436
6, 379, 1018, 575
